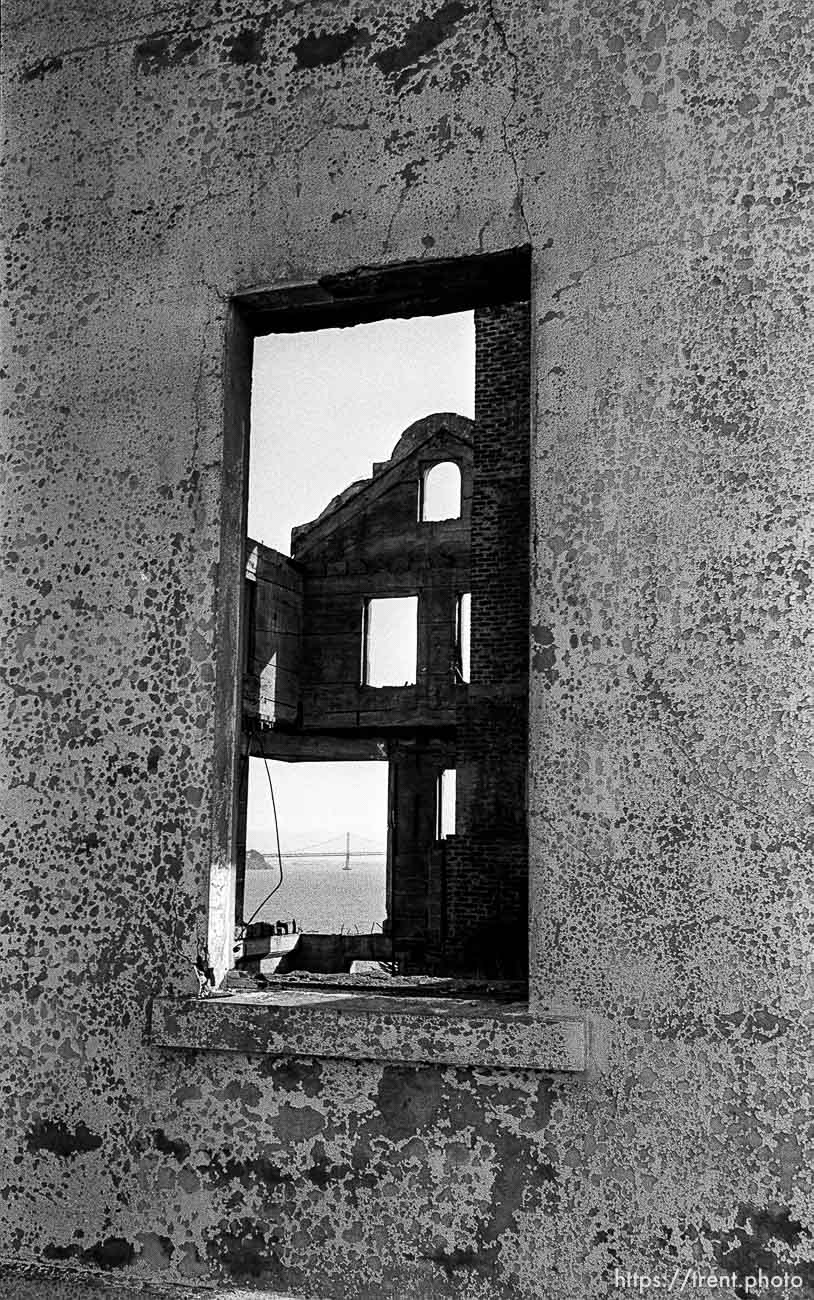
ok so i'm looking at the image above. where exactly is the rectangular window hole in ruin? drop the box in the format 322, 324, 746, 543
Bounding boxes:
455, 591, 471, 684
362, 595, 418, 687
436, 768, 457, 840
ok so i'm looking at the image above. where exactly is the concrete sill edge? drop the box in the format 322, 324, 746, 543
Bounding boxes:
149, 992, 586, 1072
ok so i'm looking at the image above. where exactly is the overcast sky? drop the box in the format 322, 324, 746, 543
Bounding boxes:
247, 758, 389, 851
246, 311, 474, 848
248, 311, 474, 551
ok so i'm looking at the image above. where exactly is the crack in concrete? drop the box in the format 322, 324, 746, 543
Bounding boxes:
189, 330, 208, 482
551, 211, 790, 291
291, 116, 372, 165
566, 240, 675, 284
291, 116, 372, 200
185, 186, 246, 216
383, 183, 410, 255
533, 808, 610, 871
625, 660, 800, 839
485, 0, 530, 242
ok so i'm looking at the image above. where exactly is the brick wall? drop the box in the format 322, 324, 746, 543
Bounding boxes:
444, 301, 531, 975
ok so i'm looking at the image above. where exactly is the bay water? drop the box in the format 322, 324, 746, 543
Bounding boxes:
243, 856, 386, 933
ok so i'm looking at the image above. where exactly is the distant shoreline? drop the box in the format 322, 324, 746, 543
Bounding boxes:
246, 855, 386, 867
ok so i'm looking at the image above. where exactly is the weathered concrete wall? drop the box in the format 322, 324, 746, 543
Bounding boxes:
2, 2, 812, 1299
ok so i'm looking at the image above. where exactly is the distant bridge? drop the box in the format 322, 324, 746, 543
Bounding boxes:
272, 850, 384, 860
250, 833, 385, 864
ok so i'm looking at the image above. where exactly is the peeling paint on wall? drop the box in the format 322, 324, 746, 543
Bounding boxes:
2, 0, 812, 1296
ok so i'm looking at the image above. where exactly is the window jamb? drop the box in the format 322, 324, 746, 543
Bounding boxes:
454, 591, 471, 684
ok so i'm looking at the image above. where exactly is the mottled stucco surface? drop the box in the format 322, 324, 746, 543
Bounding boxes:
1, 1, 812, 1297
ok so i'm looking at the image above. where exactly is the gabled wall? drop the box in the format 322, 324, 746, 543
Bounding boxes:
291, 415, 473, 732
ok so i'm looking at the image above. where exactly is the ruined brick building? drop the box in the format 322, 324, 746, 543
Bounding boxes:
2, 1, 812, 1299
240, 303, 529, 980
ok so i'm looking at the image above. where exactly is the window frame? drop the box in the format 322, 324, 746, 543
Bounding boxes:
207, 249, 532, 987
152, 246, 589, 1071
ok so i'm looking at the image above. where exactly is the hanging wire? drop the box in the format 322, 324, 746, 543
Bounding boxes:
239, 734, 285, 934
235, 746, 387, 947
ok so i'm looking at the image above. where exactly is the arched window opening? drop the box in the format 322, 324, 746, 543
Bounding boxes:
419, 461, 461, 522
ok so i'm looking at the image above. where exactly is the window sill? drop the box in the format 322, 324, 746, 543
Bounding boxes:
149, 991, 586, 1072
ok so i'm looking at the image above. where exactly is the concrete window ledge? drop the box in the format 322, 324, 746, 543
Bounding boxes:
0, 1256, 305, 1298
149, 991, 586, 1072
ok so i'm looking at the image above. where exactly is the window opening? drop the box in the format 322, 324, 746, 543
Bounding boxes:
362, 595, 418, 687
244, 759, 387, 921
455, 592, 471, 683
218, 249, 531, 989
419, 461, 462, 521
435, 769, 457, 840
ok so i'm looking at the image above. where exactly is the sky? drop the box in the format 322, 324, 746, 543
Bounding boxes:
248, 311, 474, 551
246, 311, 475, 849
247, 758, 389, 851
